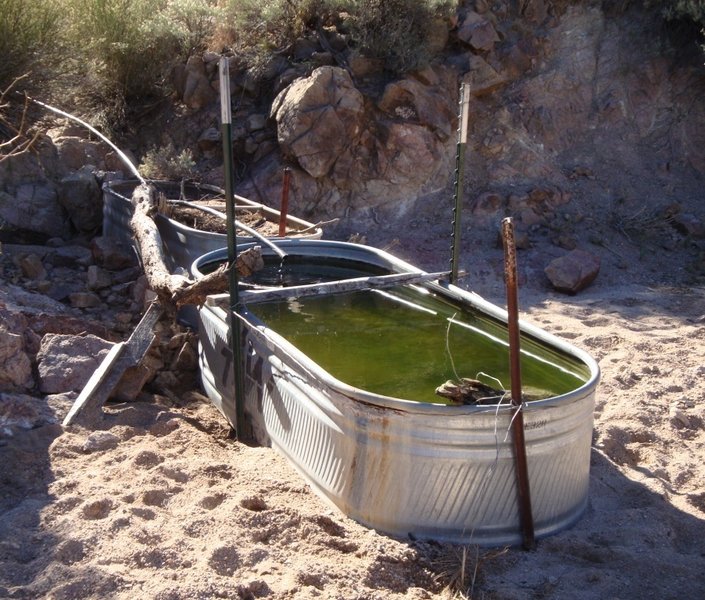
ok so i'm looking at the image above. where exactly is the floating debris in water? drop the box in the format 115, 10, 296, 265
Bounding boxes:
435, 378, 506, 405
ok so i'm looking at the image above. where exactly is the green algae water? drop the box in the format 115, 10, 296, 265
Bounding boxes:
250, 284, 590, 405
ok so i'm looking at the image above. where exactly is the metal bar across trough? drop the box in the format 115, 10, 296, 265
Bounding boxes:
234, 270, 451, 304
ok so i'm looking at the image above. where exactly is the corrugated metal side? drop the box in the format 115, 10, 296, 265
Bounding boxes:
198, 298, 596, 547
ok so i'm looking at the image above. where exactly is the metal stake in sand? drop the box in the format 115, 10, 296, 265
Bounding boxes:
450, 82, 471, 285
501, 217, 535, 550
219, 56, 247, 440
278, 167, 291, 237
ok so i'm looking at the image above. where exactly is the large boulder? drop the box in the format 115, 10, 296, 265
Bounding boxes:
57, 169, 103, 233
261, 66, 457, 218
36, 333, 114, 394
0, 184, 71, 239
271, 66, 364, 179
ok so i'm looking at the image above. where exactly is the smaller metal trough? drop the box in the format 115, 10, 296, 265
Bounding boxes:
102, 179, 322, 271
194, 240, 600, 546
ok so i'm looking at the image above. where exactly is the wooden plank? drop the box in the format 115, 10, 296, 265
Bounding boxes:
62, 342, 125, 426
237, 271, 451, 305
63, 302, 164, 426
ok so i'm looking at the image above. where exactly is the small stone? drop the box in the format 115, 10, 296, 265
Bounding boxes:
86, 265, 113, 290
115, 312, 134, 324
82, 431, 120, 453
669, 404, 691, 428
246, 113, 267, 132
17, 254, 47, 280
69, 292, 101, 308
172, 342, 198, 371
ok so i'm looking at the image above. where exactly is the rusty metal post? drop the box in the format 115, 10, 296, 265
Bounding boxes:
279, 167, 291, 237
501, 217, 535, 550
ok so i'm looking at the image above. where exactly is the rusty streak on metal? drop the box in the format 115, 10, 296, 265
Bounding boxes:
279, 167, 291, 237
501, 217, 536, 551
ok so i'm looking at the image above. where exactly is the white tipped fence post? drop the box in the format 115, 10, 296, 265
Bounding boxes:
219, 56, 248, 441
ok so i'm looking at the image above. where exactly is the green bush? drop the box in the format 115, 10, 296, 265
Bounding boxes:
139, 142, 197, 180
659, 0, 705, 23
344, 0, 456, 73
64, 0, 221, 128
218, 0, 454, 76
0, 0, 63, 90
216, 0, 346, 77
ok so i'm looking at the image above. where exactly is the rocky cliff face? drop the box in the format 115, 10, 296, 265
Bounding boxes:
1, 2, 703, 253
207, 2, 705, 243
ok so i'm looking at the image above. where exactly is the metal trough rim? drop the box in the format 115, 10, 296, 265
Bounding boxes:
193, 240, 601, 415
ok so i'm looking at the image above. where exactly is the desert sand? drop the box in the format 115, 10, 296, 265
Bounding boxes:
2, 190, 705, 600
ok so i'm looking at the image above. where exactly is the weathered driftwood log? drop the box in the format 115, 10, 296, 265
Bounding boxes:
129, 183, 262, 308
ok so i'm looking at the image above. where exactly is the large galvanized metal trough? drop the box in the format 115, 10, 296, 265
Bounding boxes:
194, 240, 599, 546
102, 179, 322, 271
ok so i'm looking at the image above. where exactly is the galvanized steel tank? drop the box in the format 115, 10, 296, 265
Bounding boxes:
194, 240, 600, 546
102, 179, 322, 271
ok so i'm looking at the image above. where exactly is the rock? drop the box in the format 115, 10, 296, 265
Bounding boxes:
292, 37, 319, 61
57, 170, 103, 233
0, 280, 72, 317
378, 77, 456, 140
36, 333, 114, 394
16, 253, 47, 280
171, 342, 198, 371
197, 127, 221, 155
0, 326, 33, 390
82, 431, 120, 453
271, 66, 364, 178
457, 11, 500, 52
669, 404, 691, 429
53, 137, 102, 170
69, 292, 102, 309
544, 249, 601, 294
86, 265, 113, 290
311, 51, 334, 66
49, 245, 94, 268
465, 55, 510, 96
90, 236, 138, 270
247, 113, 267, 132
182, 55, 215, 110
347, 53, 384, 79
113, 363, 156, 402
0, 184, 71, 239
471, 191, 506, 217
0, 393, 59, 430
368, 122, 444, 187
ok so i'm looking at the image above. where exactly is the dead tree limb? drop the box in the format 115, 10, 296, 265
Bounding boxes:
130, 183, 262, 309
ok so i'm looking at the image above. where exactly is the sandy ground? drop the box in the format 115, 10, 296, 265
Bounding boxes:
2, 189, 705, 599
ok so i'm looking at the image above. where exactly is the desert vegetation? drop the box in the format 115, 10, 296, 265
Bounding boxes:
2, 0, 703, 134
0, 0, 457, 131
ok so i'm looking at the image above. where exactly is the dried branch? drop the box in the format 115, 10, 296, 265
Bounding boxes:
0, 76, 40, 163
130, 183, 262, 310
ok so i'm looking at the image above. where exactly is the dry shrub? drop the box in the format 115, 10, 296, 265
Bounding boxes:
139, 143, 197, 181
345, 0, 456, 73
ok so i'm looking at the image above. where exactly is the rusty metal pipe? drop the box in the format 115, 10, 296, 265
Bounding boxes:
501, 216, 535, 550
279, 167, 291, 237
